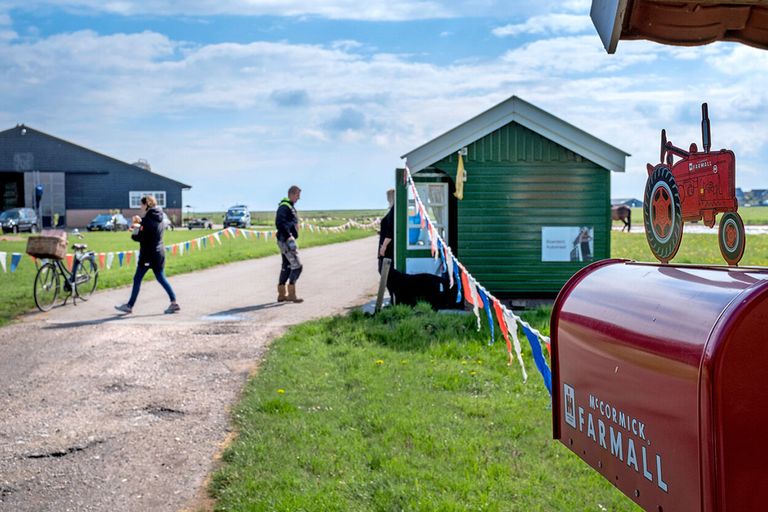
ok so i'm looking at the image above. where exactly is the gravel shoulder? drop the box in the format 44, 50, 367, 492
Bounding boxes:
0, 236, 379, 512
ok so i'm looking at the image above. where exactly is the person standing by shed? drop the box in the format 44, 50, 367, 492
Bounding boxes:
275, 185, 303, 303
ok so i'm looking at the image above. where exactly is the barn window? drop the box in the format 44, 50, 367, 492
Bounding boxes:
129, 191, 167, 208
407, 182, 448, 249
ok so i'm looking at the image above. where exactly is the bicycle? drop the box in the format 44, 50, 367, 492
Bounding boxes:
33, 241, 99, 312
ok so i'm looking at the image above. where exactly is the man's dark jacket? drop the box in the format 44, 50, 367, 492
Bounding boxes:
275, 198, 299, 242
132, 207, 165, 265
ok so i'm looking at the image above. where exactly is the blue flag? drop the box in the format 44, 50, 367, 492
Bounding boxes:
10, 253, 21, 273
452, 258, 462, 303
478, 287, 494, 345
522, 325, 552, 396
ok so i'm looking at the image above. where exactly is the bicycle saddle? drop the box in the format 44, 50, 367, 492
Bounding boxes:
72, 243, 88, 251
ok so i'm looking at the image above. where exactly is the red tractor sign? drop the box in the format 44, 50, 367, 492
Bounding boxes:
644, 103, 745, 265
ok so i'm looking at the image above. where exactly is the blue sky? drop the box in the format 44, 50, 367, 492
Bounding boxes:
1, 1, 766, 211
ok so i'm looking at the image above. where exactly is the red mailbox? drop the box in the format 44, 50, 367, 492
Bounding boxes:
552, 259, 768, 511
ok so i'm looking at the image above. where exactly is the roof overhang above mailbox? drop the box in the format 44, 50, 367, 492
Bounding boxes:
591, 0, 768, 53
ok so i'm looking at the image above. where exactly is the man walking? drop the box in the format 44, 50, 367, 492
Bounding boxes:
275, 185, 303, 303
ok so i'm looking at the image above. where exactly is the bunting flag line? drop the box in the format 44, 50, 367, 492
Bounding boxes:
0, 251, 6, 273
404, 165, 551, 394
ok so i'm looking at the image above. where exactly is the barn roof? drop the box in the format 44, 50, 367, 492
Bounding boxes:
0, 124, 191, 189
401, 95, 629, 174
591, 0, 768, 53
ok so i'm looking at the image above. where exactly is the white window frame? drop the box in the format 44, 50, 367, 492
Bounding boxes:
407, 182, 449, 250
129, 191, 167, 208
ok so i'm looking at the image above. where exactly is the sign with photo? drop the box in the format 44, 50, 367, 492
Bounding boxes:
541, 226, 594, 262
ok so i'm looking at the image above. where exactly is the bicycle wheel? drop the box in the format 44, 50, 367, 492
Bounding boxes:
34, 262, 60, 312
75, 256, 99, 300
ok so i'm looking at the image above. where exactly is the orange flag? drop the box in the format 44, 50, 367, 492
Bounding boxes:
66, 254, 74, 269
98, 253, 106, 268
126, 251, 132, 265
172, 244, 178, 256
461, 269, 474, 306
493, 299, 514, 366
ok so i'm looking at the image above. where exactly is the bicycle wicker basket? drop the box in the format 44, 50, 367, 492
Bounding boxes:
26, 230, 67, 260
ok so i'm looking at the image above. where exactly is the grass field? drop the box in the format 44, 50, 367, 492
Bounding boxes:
0, 227, 373, 326
194, 209, 387, 228
612, 206, 768, 230
210, 304, 640, 511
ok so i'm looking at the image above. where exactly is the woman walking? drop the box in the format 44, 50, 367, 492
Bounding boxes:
115, 195, 180, 314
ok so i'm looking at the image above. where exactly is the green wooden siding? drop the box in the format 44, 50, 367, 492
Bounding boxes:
398, 121, 612, 296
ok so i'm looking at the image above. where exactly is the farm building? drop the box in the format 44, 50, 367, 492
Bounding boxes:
395, 95, 629, 296
0, 124, 190, 227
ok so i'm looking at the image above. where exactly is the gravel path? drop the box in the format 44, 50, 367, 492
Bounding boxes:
0, 236, 379, 512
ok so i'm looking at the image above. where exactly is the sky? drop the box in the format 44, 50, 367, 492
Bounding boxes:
0, 1, 766, 211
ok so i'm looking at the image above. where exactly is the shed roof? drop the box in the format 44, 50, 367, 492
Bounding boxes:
591, 0, 768, 53
401, 96, 629, 174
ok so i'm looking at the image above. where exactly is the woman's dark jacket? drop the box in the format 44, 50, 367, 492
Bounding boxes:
132, 207, 166, 265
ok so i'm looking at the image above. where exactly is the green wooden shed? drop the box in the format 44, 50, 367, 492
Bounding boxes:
395, 95, 629, 296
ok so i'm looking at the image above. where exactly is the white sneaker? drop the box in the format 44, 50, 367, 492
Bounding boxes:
115, 304, 133, 314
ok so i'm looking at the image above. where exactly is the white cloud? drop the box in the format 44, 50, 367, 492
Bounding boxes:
493, 14, 593, 37
0, 27, 766, 208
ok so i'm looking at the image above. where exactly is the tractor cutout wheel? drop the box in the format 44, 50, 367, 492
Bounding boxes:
718, 212, 746, 266
643, 165, 683, 264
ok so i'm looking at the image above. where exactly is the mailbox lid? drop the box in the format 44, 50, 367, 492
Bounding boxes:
552, 260, 768, 512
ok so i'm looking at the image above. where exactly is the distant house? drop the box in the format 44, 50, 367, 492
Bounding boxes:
611, 198, 642, 208
396, 96, 629, 296
735, 188, 745, 206
0, 125, 190, 227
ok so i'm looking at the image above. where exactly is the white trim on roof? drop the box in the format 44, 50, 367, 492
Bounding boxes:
401, 96, 629, 174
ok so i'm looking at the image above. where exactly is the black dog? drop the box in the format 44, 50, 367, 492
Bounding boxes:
386, 267, 459, 309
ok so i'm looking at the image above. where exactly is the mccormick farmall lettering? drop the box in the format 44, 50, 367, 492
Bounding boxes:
643, 102, 745, 265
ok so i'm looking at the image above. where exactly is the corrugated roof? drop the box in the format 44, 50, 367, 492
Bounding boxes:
401, 95, 629, 174
592, 0, 768, 53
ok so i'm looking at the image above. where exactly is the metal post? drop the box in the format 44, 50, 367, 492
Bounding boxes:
375, 258, 392, 313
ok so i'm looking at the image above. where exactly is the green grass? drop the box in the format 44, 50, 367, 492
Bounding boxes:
611, 231, 768, 265
0, 228, 373, 326
210, 304, 639, 511
613, 206, 768, 229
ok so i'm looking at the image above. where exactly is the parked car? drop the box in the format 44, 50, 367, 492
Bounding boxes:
187, 217, 213, 230
87, 213, 129, 231
224, 205, 251, 228
0, 207, 39, 233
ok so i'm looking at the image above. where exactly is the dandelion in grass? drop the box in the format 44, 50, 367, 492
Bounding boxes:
375, 359, 384, 365
470, 371, 477, 376
277, 389, 285, 394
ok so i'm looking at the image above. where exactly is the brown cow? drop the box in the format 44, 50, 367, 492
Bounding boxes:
612, 205, 632, 232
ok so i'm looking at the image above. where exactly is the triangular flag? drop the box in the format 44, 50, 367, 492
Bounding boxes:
98, 252, 106, 268
454, 152, 466, 200
202, 237, 207, 248
478, 287, 494, 345
452, 258, 461, 303
10, 253, 22, 272
213, 232, 221, 245
0, 251, 6, 273
493, 300, 514, 366
66, 253, 74, 270
185, 241, 191, 253
106, 252, 115, 269
134, 250, 139, 262
126, 251, 132, 265
504, 313, 528, 381
460, 269, 474, 306
172, 244, 178, 256
522, 325, 552, 395
118, 252, 124, 266
223, 228, 231, 239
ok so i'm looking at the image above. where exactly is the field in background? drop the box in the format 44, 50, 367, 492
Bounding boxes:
612, 206, 768, 229
191, 209, 387, 228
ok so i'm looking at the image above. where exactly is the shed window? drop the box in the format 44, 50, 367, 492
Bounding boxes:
129, 191, 166, 208
407, 182, 448, 249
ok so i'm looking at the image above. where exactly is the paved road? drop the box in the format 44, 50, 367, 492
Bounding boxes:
0, 236, 379, 512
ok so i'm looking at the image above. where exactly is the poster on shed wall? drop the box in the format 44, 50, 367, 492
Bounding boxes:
541, 226, 594, 262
